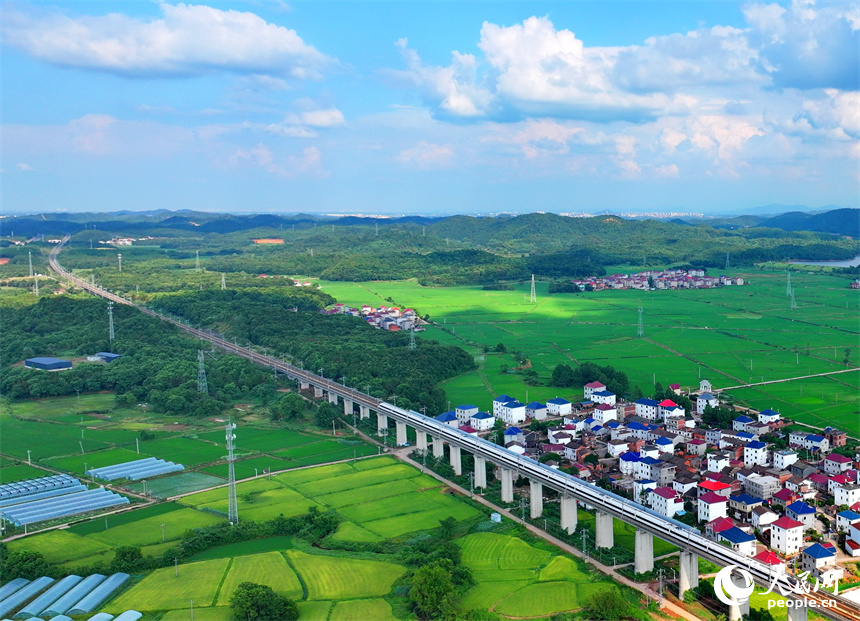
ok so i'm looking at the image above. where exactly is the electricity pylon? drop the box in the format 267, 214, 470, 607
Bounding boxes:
637, 306, 645, 337
530, 274, 537, 303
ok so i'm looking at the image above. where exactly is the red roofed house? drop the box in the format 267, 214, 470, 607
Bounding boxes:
458, 425, 479, 437
771, 516, 804, 555
659, 399, 678, 408
754, 550, 787, 573
705, 516, 735, 540
771, 487, 799, 508
584, 381, 606, 400
823, 453, 853, 476
699, 479, 733, 498
668, 383, 681, 395
649, 486, 684, 517
699, 492, 729, 522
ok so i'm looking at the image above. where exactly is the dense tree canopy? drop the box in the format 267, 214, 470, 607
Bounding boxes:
230, 582, 298, 621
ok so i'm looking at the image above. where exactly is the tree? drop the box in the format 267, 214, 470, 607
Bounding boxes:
494, 343, 507, 353
110, 546, 145, 573
583, 453, 599, 466
313, 402, 340, 429
410, 561, 457, 620
583, 587, 629, 621
230, 582, 298, 621
550, 364, 575, 387
272, 392, 306, 421
0, 550, 54, 580
439, 516, 457, 539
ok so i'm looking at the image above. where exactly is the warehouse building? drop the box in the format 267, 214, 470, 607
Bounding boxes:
24, 357, 72, 371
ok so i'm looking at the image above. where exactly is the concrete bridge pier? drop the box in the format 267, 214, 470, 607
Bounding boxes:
300, 381, 310, 390
327, 391, 338, 404
501, 468, 514, 503
432, 436, 444, 458
377, 412, 389, 437
727, 571, 751, 621
473, 456, 487, 489
634, 530, 654, 574
343, 399, 353, 417
595, 511, 614, 549
449, 445, 462, 475
678, 551, 699, 600
529, 480, 543, 519
416, 431, 428, 452
560, 496, 577, 534
787, 605, 808, 621
395, 420, 407, 446
313, 385, 324, 398
359, 405, 370, 420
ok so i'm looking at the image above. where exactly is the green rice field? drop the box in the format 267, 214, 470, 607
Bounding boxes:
319, 270, 860, 434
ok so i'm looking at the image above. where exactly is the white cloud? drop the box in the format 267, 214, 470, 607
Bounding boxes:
484, 119, 584, 158
16, 163, 34, 172
286, 108, 345, 128
396, 142, 454, 168
3, 3, 334, 78
654, 164, 680, 178
231, 143, 326, 177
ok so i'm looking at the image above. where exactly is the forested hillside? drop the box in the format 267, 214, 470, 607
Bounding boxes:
149, 290, 476, 413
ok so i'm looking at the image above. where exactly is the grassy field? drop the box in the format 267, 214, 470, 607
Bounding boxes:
216, 552, 303, 604
319, 270, 859, 434
87, 507, 223, 547
286, 549, 405, 600
6, 529, 113, 565
329, 598, 399, 621
456, 531, 618, 617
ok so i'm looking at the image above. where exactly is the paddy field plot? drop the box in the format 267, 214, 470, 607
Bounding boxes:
46, 447, 147, 475
329, 521, 384, 543
160, 607, 232, 621
188, 536, 295, 562
285, 549, 405, 600
6, 529, 113, 565
295, 601, 332, 621
107, 557, 230, 612
216, 552, 303, 605
0, 462, 47, 484
87, 507, 223, 547
135, 437, 227, 465
329, 599, 399, 621
494, 581, 581, 617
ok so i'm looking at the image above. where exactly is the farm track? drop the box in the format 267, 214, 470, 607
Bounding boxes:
644, 338, 747, 384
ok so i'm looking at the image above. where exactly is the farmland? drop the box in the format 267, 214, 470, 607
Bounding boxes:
318, 269, 859, 434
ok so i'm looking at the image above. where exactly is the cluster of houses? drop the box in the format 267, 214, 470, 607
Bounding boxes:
435, 379, 860, 585
571, 269, 746, 291
323, 304, 422, 332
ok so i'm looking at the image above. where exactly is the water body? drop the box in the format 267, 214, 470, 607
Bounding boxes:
791, 255, 860, 267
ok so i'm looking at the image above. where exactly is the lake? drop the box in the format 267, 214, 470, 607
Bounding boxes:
791, 255, 860, 267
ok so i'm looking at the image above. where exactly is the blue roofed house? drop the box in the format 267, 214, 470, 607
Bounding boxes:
744, 440, 769, 467
492, 395, 515, 417
719, 526, 757, 557
455, 405, 479, 424
758, 408, 780, 424
733, 415, 755, 432
729, 493, 763, 520
634, 479, 657, 504
95, 352, 122, 363
504, 427, 524, 444
619, 451, 640, 476
499, 401, 527, 425
801, 543, 844, 583
696, 392, 718, 414
525, 401, 547, 420
786, 500, 817, 531
654, 436, 674, 454
546, 397, 571, 416
591, 390, 616, 406
836, 510, 860, 533
435, 411, 459, 427
470, 411, 495, 432
635, 398, 660, 420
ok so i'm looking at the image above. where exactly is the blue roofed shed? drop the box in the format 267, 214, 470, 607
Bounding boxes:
24, 357, 72, 371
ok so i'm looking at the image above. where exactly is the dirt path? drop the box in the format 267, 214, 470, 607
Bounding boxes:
718, 367, 860, 391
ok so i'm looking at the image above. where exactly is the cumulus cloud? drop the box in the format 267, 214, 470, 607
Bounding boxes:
16, 163, 34, 171
285, 108, 345, 128
396, 142, 454, 168
484, 119, 584, 158
744, 0, 859, 89
3, 3, 334, 78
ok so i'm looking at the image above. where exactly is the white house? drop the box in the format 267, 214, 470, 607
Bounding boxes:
847, 524, 860, 558
696, 393, 718, 414
834, 484, 860, 507
546, 397, 572, 417
493, 395, 515, 418
719, 526, 757, 557
525, 401, 547, 420
733, 415, 755, 432
470, 411, 495, 431
801, 543, 844, 584
591, 390, 616, 406
634, 479, 657, 504
786, 501, 817, 531
649, 487, 684, 517
823, 453, 853, 476
435, 411, 459, 427
499, 401, 527, 425
455, 404, 479, 424
593, 403, 618, 424
751, 505, 779, 531
772, 450, 798, 470
758, 408, 780, 424
583, 381, 606, 401
619, 452, 640, 476
744, 441, 769, 467
698, 492, 728, 522
635, 398, 660, 420
770, 516, 804, 556
836, 510, 860, 533
707, 451, 732, 473
659, 399, 684, 421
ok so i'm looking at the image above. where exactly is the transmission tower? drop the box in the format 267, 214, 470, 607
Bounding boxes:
530, 274, 537, 303
108, 301, 115, 345
725, 252, 730, 270
789, 289, 797, 310
786, 271, 792, 297
226, 421, 239, 524
195, 250, 201, 273
408, 327, 417, 350
117, 253, 122, 272
34, 275, 39, 296
637, 306, 645, 337
221, 273, 226, 290
28, 251, 33, 277
197, 350, 208, 394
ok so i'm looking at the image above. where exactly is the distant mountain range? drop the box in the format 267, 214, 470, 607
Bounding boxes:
682, 208, 859, 237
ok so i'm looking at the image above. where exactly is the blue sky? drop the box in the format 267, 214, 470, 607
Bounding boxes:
2, 1, 858, 215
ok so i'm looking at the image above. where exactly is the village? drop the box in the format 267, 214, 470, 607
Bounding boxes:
323, 303, 424, 332
572, 268, 746, 291
431, 379, 860, 587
